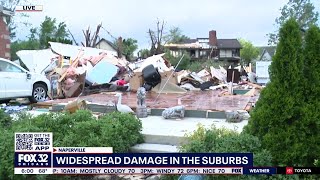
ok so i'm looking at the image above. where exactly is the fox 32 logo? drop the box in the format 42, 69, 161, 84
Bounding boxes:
17, 153, 50, 167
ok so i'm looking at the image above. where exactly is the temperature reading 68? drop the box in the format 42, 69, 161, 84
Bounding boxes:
38, 169, 48, 173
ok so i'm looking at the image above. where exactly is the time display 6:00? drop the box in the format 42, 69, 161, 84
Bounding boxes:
20, 169, 34, 173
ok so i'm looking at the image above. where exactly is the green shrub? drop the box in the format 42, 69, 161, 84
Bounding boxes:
0, 110, 143, 179
162, 125, 273, 180
180, 125, 273, 165
66, 111, 144, 152
186, 61, 203, 72
0, 109, 12, 128
164, 49, 191, 70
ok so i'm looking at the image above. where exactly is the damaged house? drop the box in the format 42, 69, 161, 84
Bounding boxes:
164, 30, 242, 64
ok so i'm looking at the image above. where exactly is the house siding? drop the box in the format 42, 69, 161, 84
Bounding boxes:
0, 16, 10, 59
95, 41, 117, 52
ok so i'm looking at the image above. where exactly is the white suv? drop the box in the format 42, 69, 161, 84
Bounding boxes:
0, 58, 51, 103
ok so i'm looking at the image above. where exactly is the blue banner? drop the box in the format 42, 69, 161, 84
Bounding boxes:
52, 153, 253, 167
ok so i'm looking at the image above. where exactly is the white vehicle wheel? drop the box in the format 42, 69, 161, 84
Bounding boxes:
29, 84, 47, 103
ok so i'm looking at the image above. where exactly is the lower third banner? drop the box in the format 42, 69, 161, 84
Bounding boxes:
15, 152, 253, 174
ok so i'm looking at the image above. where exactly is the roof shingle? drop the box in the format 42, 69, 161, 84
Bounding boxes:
217, 39, 242, 49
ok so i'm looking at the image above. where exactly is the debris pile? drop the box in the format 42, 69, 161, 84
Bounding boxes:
48, 52, 129, 99
16, 42, 263, 117
17, 42, 131, 99
128, 54, 261, 97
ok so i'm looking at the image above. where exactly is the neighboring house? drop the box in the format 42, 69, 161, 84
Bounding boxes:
164, 30, 242, 63
255, 46, 276, 84
94, 38, 118, 52
0, 6, 14, 59
258, 46, 276, 61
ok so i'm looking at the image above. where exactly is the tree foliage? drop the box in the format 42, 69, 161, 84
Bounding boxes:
10, 16, 72, 60
298, 25, 320, 167
303, 25, 320, 100
164, 49, 191, 70
122, 38, 138, 61
245, 18, 320, 167
268, 0, 319, 45
138, 48, 150, 59
239, 38, 259, 65
147, 22, 191, 56
164, 27, 190, 44
38, 16, 71, 48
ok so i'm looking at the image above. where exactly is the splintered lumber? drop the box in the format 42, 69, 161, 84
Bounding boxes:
48, 70, 56, 77
58, 55, 81, 82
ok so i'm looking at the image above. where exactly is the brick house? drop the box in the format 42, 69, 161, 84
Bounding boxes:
0, 6, 14, 59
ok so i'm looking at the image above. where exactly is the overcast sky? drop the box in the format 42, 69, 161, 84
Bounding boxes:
14, 0, 320, 50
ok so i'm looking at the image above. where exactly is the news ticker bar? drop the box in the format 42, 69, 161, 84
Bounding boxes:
14, 167, 320, 175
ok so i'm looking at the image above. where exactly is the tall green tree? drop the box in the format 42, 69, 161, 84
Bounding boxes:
164, 27, 190, 44
245, 18, 306, 166
10, 16, 72, 60
38, 16, 71, 48
303, 25, 320, 100
268, 0, 319, 45
239, 38, 259, 65
297, 25, 320, 166
122, 38, 138, 61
